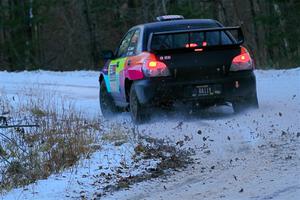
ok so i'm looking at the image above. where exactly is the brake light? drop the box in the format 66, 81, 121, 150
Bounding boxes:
185, 43, 198, 48
148, 61, 166, 69
185, 42, 207, 48
142, 59, 170, 77
230, 46, 253, 71
149, 61, 157, 68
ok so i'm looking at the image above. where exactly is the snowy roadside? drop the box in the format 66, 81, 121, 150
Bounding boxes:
1, 121, 192, 200
0, 68, 300, 200
0, 71, 100, 116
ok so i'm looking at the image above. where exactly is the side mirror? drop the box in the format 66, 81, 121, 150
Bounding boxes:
102, 50, 115, 60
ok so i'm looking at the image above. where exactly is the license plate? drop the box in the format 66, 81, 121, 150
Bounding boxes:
192, 85, 222, 97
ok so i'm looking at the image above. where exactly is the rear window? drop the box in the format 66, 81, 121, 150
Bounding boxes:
150, 31, 235, 51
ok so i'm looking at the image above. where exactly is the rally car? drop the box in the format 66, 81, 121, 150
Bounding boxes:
99, 15, 258, 123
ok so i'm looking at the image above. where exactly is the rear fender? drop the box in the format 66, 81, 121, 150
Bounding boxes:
127, 65, 144, 80
125, 52, 152, 81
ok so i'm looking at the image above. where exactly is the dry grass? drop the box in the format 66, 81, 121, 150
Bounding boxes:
0, 88, 195, 197
0, 88, 101, 192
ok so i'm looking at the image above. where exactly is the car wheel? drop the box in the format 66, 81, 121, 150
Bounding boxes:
129, 84, 148, 124
99, 82, 118, 117
232, 92, 259, 113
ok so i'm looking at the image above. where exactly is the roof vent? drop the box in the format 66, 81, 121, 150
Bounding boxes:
156, 15, 184, 22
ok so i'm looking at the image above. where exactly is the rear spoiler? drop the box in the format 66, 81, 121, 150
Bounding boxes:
147, 26, 244, 51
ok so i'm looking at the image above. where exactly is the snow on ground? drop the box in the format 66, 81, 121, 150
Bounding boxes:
0, 71, 100, 116
0, 68, 300, 200
1, 143, 135, 200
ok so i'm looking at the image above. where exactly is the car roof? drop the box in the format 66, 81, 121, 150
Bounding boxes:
131, 19, 221, 33
129, 19, 222, 50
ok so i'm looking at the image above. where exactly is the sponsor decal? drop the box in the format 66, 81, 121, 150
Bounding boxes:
108, 58, 127, 93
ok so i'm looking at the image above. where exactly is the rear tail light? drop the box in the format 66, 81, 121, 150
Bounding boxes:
142, 60, 170, 77
230, 46, 254, 71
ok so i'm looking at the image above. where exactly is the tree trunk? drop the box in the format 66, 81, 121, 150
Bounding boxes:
83, 0, 97, 69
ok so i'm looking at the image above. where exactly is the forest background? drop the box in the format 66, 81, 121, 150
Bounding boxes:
0, 0, 299, 71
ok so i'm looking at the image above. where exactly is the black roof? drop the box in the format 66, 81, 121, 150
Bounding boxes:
130, 19, 223, 51
133, 19, 221, 33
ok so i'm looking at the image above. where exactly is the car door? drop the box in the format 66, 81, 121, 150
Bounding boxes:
108, 30, 134, 96
108, 29, 141, 103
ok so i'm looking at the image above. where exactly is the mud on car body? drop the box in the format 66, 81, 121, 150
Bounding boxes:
99, 15, 258, 123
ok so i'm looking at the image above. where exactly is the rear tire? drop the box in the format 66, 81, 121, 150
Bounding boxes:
99, 82, 118, 118
129, 84, 148, 124
232, 92, 259, 113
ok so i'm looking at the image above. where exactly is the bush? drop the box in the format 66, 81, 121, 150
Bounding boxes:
0, 88, 101, 191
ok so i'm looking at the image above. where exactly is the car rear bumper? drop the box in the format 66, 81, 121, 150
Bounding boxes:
133, 70, 257, 104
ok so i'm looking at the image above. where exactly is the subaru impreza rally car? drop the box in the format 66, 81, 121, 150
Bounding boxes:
99, 15, 258, 123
